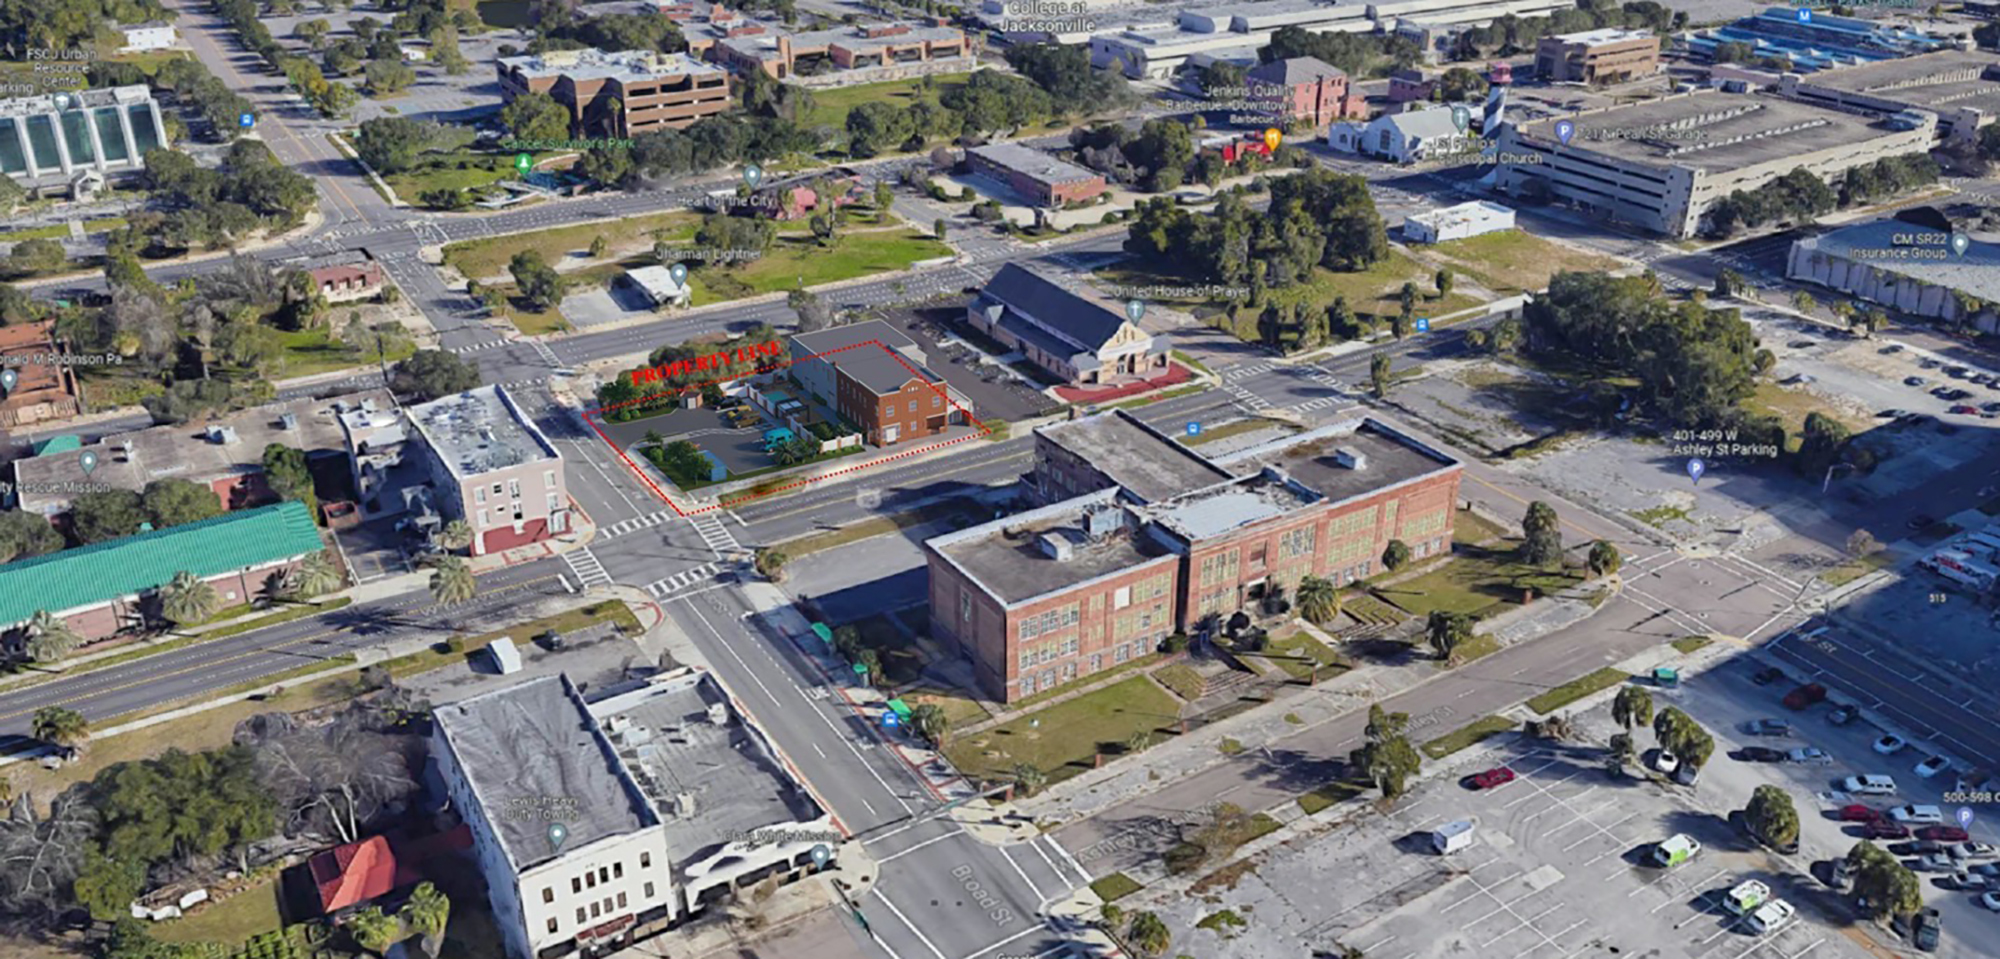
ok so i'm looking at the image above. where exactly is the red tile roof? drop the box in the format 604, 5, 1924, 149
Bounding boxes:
307, 826, 470, 914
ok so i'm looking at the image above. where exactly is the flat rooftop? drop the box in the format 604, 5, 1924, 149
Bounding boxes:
590, 671, 823, 870
968, 142, 1102, 187
1211, 417, 1458, 505
1797, 219, 2000, 304
499, 48, 724, 81
1546, 26, 1652, 45
1144, 470, 1321, 542
435, 675, 655, 873
407, 385, 560, 480
1797, 50, 2000, 116
790, 22, 966, 47
14, 388, 395, 513
930, 489, 1176, 606
1038, 410, 1233, 504
0, 85, 151, 118
1519, 91, 1917, 172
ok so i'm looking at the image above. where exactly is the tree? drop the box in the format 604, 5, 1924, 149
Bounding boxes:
21, 609, 84, 664
438, 520, 473, 552
1795, 411, 1851, 481
910, 703, 950, 745
589, 235, 610, 258
855, 647, 883, 686
1520, 501, 1563, 566
510, 250, 568, 311
353, 115, 451, 174
297, 550, 343, 597
32, 706, 88, 750
261, 443, 319, 517
1382, 538, 1412, 571
1744, 784, 1800, 848
347, 905, 403, 955
74, 852, 147, 923
1296, 575, 1340, 625
1713, 268, 1743, 298
1587, 540, 1622, 578
1370, 352, 1392, 398
1013, 762, 1047, 797
0, 508, 62, 562
1612, 685, 1653, 732
754, 547, 788, 582
500, 90, 571, 143
6, 237, 67, 277
934, 217, 948, 241
1425, 611, 1472, 661
1607, 732, 1635, 777
402, 882, 450, 955
1846, 528, 1880, 559
1790, 290, 1818, 316
1435, 268, 1454, 298
789, 288, 831, 333
1349, 703, 1422, 798
160, 570, 222, 626
1652, 706, 1715, 769
392, 349, 480, 401
141, 478, 224, 529
1850, 840, 1923, 920
71, 489, 150, 544
427, 555, 476, 605
1127, 911, 1171, 956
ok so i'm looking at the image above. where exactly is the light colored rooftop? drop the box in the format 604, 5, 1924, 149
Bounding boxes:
1516, 91, 1922, 171
0, 85, 152, 119
1795, 49, 2000, 94
499, 47, 724, 82
968, 141, 1102, 188
928, 489, 1177, 606
407, 384, 560, 480
1143, 469, 1322, 542
1545, 26, 1653, 45
1037, 409, 1233, 504
1797, 219, 2000, 303
1209, 416, 1458, 506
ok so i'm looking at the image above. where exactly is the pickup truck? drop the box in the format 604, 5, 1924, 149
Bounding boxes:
1784, 683, 1828, 710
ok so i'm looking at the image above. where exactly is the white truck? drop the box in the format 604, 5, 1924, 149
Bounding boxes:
1432, 819, 1477, 854
1922, 549, 1999, 590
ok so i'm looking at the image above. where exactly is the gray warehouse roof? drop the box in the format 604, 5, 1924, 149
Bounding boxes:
1516, 91, 1920, 171
928, 489, 1178, 605
435, 675, 655, 873
969, 142, 1102, 189
1795, 50, 2000, 121
1037, 409, 1233, 504
1211, 417, 1458, 505
788, 320, 940, 395
1795, 219, 2000, 303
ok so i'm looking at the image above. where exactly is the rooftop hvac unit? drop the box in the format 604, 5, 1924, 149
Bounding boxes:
706, 702, 729, 725
1040, 532, 1074, 561
1334, 447, 1368, 470
280, 412, 299, 431
674, 791, 697, 818
206, 425, 239, 445
1084, 506, 1125, 539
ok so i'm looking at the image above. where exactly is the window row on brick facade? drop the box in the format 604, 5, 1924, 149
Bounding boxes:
1017, 603, 1079, 640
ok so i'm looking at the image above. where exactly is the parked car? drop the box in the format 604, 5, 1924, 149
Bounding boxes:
1866, 820, 1913, 840
1829, 704, 1858, 725
1783, 683, 1828, 709
1655, 751, 1680, 774
1911, 906, 1941, 951
1739, 746, 1787, 763
1838, 804, 1881, 822
1945, 365, 1968, 377
1469, 766, 1516, 790
1788, 747, 1834, 765
1920, 358, 1942, 369
1845, 774, 1899, 795
1916, 755, 1952, 778
1875, 734, 1909, 754
1915, 853, 1956, 872
1949, 841, 1998, 859
1906, 376, 1929, 386
1944, 869, 1991, 891
1753, 667, 1786, 685
1749, 719, 1793, 736
1891, 804, 1946, 824
1880, 344, 1905, 354
1919, 826, 1971, 843
1951, 404, 1979, 415
1982, 891, 2000, 911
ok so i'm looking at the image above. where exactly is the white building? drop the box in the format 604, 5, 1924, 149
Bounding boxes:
1328, 107, 1475, 163
1403, 200, 1516, 242
1787, 218, 2000, 331
0, 86, 167, 186
433, 670, 836, 959
624, 265, 692, 309
118, 21, 177, 53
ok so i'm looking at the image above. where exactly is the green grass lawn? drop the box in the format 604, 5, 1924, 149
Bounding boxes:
1101, 251, 1481, 348
1262, 629, 1348, 681
944, 676, 1180, 787
846, 613, 928, 687
1671, 635, 1714, 654
1090, 873, 1143, 903
685, 230, 950, 306
0, 217, 125, 243
1185, 417, 1293, 447
1421, 715, 1518, 760
1820, 551, 1891, 587
277, 327, 415, 378
902, 685, 991, 729
1526, 668, 1632, 715
1373, 541, 1584, 620
800, 73, 973, 131
1296, 779, 1362, 815
443, 211, 702, 281
1423, 231, 1622, 296
1452, 508, 1507, 546
152, 877, 282, 947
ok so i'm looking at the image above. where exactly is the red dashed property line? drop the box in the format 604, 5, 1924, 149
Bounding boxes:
584, 342, 997, 516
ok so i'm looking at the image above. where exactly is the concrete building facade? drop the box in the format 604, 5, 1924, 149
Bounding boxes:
496, 49, 732, 137
1533, 28, 1658, 84
1492, 90, 1939, 237
1787, 217, 2000, 331
926, 410, 1461, 701
0, 86, 165, 186
1779, 50, 2000, 145
1403, 200, 1516, 242
1328, 106, 1477, 163
406, 385, 570, 555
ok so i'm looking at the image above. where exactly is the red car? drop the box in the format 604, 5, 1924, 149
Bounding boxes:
1918, 826, 1970, 842
1864, 820, 1912, 840
1470, 766, 1517, 790
1950, 405, 1979, 415
1838, 804, 1881, 822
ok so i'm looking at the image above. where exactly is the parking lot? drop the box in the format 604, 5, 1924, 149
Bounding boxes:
560, 281, 656, 328
594, 404, 774, 478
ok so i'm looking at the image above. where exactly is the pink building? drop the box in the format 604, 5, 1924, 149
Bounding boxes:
406, 385, 571, 556
1246, 57, 1367, 129
308, 261, 388, 303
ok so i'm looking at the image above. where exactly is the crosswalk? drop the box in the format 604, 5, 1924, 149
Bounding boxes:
1293, 396, 1346, 412
1222, 379, 1273, 411
562, 547, 613, 589
1220, 361, 1278, 382
451, 338, 512, 355
599, 509, 675, 540
689, 511, 744, 558
644, 562, 723, 597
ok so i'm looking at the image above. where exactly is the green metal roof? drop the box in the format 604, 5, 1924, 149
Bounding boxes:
31, 435, 82, 456
0, 501, 324, 625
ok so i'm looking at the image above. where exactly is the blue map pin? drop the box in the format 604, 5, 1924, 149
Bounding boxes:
1686, 457, 1706, 485
810, 844, 832, 868
1554, 120, 1576, 146
1958, 807, 1975, 829
668, 262, 688, 285
0, 368, 16, 393
78, 450, 98, 475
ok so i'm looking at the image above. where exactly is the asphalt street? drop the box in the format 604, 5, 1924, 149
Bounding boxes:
0, 557, 568, 744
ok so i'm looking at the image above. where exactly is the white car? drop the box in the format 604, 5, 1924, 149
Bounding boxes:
1891, 804, 1945, 824
1950, 841, 1999, 860
1983, 891, 2000, 911
1916, 755, 1953, 778
1655, 751, 1680, 774
1874, 734, 1908, 754
1787, 747, 1834, 766
1746, 899, 1795, 934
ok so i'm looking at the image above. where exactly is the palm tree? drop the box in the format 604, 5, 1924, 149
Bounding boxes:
296, 549, 343, 597
437, 520, 473, 553
401, 882, 450, 956
159, 570, 221, 626
1013, 762, 1047, 797
1587, 540, 1622, 578
909, 703, 949, 745
346, 906, 402, 956
22, 610, 83, 664
1295, 576, 1340, 625
427, 556, 477, 605
643, 429, 665, 449
1612, 685, 1654, 733
31, 706, 89, 751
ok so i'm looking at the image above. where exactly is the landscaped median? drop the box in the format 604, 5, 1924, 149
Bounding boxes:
1525, 667, 1634, 715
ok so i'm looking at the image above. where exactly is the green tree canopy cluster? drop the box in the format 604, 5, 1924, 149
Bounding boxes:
1447, 2, 1675, 62
1348, 703, 1423, 797
67, 479, 222, 544
1651, 706, 1715, 769
0, 0, 169, 58
142, 56, 255, 142
597, 325, 782, 419
1525, 271, 1771, 430
1003, 42, 1131, 112
1838, 154, 1940, 206
1847, 840, 1925, 920
1706, 168, 1838, 236
123, 141, 315, 255
392, 348, 482, 402
1126, 169, 1388, 288
355, 116, 478, 174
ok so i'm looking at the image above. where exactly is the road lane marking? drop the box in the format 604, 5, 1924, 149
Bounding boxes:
869, 889, 948, 959
877, 832, 957, 863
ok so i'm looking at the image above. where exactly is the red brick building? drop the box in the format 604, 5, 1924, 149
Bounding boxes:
308, 261, 387, 303
1246, 57, 1368, 130
927, 411, 1461, 702
0, 319, 82, 430
965, 142, 1106, 208
496, 48, 732, 137
787, 321, 967, 447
